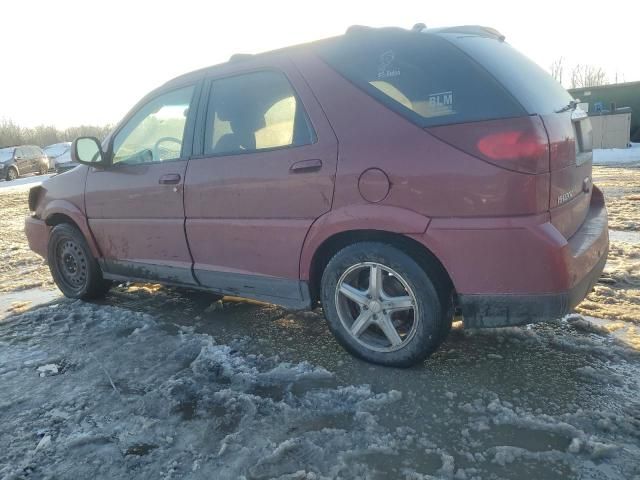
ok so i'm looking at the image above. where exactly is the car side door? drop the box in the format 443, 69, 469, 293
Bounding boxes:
14, 147, 29, 173
28, 146, 39, 172
32, 146, 46, 172
184, 56, 338, 307
84, 82, 201, 285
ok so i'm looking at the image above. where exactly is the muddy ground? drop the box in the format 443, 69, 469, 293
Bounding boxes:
0, 168, 639, 479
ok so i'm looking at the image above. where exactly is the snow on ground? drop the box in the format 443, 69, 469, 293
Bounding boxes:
1, 166, 640, 479
593, 143, 640, 167
0, 174, 52, 194
0, 300, 639, 479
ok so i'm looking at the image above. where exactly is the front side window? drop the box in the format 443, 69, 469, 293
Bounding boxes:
112, 86, 194, 165
23, 146, 34, 158
205, 71, 315, 155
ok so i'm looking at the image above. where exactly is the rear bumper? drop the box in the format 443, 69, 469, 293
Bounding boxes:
417, 186, 609, 328
25, 216, 49, 261
458, 244, 607, 327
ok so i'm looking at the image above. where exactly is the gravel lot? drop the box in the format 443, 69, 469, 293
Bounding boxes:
0, 167, 639, 479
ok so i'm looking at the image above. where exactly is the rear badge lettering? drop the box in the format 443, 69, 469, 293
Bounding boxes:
557, 189, 578, 206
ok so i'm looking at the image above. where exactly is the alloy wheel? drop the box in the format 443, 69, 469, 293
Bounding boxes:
335, 262, 419, 352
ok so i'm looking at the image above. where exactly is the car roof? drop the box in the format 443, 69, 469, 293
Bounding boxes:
162, 24, 503, 90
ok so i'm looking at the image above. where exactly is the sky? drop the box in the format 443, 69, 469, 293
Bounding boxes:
1, 0, 636, 129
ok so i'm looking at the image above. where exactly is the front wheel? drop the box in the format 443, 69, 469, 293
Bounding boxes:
321, 242, 452, 367
48, 223, 111, 299
6, 167, 17, 181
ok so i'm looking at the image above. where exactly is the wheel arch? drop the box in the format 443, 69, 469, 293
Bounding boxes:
6, 163, 19, 177
307, 229, 455, 306
43, 200, 101, 258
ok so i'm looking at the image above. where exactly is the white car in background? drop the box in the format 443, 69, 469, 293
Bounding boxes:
43, 142, 75, 172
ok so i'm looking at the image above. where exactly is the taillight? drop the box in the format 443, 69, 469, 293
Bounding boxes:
477, 131, 548, 161
427, 116, 550, 174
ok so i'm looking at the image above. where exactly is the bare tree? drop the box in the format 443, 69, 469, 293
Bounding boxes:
614, 71, 626, 84
570, 64, 608, 88
550, 57, 565, 85
0, 119, 112, 149
0, 119, 23, 147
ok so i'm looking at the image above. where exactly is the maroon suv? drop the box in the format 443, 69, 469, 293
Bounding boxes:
25, 25, 608, 366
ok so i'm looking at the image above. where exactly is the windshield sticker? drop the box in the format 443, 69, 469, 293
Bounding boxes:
377, 50, 400, 79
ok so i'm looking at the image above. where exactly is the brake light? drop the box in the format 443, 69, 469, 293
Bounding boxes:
477, 131, 548, 161
427, 116, 550, 174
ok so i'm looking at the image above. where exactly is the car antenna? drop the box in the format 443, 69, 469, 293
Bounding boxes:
412, 23, 427, 32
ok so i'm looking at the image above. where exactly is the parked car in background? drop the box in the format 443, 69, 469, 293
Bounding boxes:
25, 24, 608, 367
0, 145, 49, 180
44, 142, 76, 172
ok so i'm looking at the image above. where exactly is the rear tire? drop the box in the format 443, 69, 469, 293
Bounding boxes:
321, 242, 453, 367
5, 167, 17, 181
48, 223, 111, 299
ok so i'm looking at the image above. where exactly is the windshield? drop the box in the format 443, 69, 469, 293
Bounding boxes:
0, 148, 14, 162
44, 143, 70, 157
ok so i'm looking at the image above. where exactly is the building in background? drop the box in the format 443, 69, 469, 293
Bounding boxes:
569, 81, 640, 144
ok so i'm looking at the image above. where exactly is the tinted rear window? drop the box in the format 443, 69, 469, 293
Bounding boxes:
316, 31, 525, 127
441, 33, 574, 115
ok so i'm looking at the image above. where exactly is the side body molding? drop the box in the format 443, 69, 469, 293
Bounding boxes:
299, 204, 431, 280
42, 199, 101, 258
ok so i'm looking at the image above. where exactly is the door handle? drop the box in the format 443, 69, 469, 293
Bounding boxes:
159, 173, 181, 185
290, 158, 322, 173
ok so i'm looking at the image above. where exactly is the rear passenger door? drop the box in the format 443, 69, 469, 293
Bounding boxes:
28, 147, 40, 172
184, 56, 338, 306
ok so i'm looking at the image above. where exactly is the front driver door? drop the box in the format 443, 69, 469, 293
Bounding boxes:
15, 147, 30, 173
85, 83, 199, 285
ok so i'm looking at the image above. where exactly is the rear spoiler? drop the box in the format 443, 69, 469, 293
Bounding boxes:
429, 25, 506, 42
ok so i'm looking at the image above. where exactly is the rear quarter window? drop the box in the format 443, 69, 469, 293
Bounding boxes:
441, 33, 574, 115
316, 31, 525, 127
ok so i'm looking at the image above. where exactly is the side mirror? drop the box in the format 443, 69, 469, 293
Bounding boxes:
71, 137, 107, 166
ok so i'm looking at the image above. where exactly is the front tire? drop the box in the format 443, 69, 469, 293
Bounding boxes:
321, 242, 452, 367
48, 223, 111, 299
6, 167, 17, 181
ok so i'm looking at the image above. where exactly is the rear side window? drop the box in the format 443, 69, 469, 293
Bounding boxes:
442, 34, 574, 115
205, 70, 316, 156
316, 31, 525, 127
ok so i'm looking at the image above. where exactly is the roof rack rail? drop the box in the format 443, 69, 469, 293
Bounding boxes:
229, 53, 253, 62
